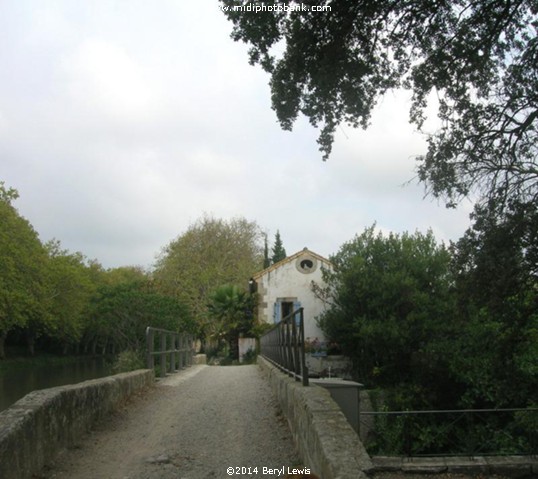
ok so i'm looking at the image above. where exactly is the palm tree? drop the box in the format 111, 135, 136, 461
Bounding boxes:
207, 285, 253, 360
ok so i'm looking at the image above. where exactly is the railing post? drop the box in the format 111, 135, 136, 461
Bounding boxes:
282, 321, 287, 374
188, 335, 193, 366
291, 313, 299, 381
160, 331, 167, 378
299, 309, 309, 386
145, 326, 194, 378
186, 334, 190, 367
178, 333, 182, 370
259, 307, 309, 386
170, 333, 179, 373
146, 327, 155, 370
178, 333, 184, 370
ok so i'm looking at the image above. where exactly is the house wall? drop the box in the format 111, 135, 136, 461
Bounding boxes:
256, 251, 330, 341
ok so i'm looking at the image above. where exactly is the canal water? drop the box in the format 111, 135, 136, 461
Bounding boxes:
0, 356, 113, 413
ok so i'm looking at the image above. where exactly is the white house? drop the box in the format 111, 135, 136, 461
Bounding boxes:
250, 248, 332, 341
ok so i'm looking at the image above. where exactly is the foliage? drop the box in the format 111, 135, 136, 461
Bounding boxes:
41, 240, 97, 354
207, 284, 255, 360
154, 215, 264, 334
222, 1, 538, 209
304, 338, 341, 356
102, 265, 148, 285
0, 184, 49, 358
87, 279, 193, 354
0, 182, 19, 203
368, 408, 537, 456
320, 221, 537, 454
449, 200, 538, 408
318, 226, 456, 405
112, 349, 145, 373
0, 181, 194, 360
241, 347, 257, 364
249, 320, 272, 339
271, 230, 287, 264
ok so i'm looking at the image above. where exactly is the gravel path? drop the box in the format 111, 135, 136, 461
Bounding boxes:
41, 365, 300, 479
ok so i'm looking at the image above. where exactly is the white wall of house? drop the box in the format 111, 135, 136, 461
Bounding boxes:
253, 249, 331, 341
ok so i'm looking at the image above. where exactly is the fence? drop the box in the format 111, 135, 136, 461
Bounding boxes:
361, 407, 538, 457
145, 327, 194, 378
260, 307, 309, 386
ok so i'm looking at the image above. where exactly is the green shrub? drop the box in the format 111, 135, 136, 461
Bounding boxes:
242, 348, 257, 364
112, 350, 144, 373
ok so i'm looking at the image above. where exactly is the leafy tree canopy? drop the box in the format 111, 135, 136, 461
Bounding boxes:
0, 181, 19, 204
89, 280, 193, 353
0, 185, 48, 357
0, 182, 194, 359
42, 240, 97, 350
153, 215, 264, 330
449, 199, 538, 407
222, 0, 538, 208
319, 223, 537, 452
102, 265, 148, 285
318, 226, 456, 406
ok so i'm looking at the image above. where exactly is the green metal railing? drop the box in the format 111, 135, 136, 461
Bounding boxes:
260, 307, 309, 386
361, 407, 538, 456
145, 327, 193, 378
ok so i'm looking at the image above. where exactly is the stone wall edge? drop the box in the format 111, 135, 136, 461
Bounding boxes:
258, 356, 372, 479
0, 369, 154, 479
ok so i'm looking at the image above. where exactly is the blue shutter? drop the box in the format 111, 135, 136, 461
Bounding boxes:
273, 301, 281, 324
293, 300, 301, 326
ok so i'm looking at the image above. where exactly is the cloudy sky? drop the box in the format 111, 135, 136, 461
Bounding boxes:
1, 1, 474, 270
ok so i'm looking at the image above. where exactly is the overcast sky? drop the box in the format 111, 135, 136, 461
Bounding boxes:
1, 1, 474, 270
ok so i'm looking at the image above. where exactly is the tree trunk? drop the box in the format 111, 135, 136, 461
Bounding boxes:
229, 333, 239, 360
27, 333, 36, 356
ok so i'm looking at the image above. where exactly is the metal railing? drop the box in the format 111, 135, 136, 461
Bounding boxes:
145, 327, 193, 378
260, 307, 309, 386
361, 407, 538, 456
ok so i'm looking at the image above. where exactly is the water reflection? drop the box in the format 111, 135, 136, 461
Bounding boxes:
0, 357, 113, 412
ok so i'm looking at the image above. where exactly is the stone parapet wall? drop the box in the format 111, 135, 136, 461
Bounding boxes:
305, 354, 352, 378
258, 356, 373, 479
0, 369, 154, 479
373, 455, 538, 477
193, 353, 207, 365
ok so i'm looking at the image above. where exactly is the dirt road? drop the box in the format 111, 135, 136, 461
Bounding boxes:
41, 365, 300, 479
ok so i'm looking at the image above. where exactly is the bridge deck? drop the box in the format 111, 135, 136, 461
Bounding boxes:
42, 364, 299, 479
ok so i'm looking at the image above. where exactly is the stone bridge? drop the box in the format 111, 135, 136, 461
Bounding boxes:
0, 358, 536, 479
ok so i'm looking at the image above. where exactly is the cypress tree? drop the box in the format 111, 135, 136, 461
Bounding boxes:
263, 234, 270, 268
271, 230, 287, 264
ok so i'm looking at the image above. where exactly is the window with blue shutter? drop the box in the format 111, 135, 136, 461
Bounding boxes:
273, 301, 281, 324
293, 300, 302, 325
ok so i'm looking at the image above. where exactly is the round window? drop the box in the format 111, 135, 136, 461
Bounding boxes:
300, 259, 313, 270
296, 256, 317, 274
